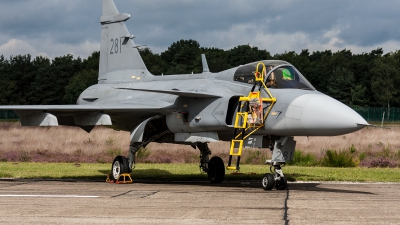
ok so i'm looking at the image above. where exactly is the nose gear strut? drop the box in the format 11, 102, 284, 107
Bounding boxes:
266, 161, 288, 190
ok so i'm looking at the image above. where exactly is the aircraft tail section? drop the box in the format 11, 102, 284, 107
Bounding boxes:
99, 0, 150, 83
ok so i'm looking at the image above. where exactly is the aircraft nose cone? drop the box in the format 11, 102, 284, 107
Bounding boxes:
302, 94, 368, 136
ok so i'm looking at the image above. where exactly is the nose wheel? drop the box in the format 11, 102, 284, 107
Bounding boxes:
262, 173, 274, 190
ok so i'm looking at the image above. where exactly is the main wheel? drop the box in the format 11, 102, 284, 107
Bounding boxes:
111, 156, 129, 181
207, 156, 225, 183
275, 176, 288, 190
262, 173, 274, 190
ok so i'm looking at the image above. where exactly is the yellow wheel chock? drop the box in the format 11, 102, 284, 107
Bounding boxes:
106, 173, 133, 184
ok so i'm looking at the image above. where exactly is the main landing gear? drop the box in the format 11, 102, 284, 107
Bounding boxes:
110, 140, 145, 182
197, 142, 225, 183
111, 156, 130, 181
110, 142, 226, 184
207, 156, 225, 183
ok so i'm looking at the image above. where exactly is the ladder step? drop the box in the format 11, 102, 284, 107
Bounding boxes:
234, 112, 248, 128
227, 166, 239, 171
230, 153, 242, 156
230, 140, 243, 156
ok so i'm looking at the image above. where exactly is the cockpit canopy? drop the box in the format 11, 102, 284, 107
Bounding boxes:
233, 60, 315, 90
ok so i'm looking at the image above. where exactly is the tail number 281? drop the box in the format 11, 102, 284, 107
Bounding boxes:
110, 38, 122, 54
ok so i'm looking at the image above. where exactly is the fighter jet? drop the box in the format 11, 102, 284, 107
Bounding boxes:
0, 0, 369, 190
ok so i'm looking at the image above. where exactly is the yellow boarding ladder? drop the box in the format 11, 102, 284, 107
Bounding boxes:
227, 62, 276, 171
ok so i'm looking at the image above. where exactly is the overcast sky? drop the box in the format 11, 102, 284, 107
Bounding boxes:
1, 0, 400, 59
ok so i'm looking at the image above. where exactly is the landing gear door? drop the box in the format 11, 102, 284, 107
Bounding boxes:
271, 136, 296, 162
243, 135, 263, 148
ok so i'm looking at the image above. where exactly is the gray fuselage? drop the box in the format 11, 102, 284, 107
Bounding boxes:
77, 60, 367, 141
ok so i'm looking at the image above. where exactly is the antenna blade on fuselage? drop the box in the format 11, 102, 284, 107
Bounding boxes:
201, 54, 210, 73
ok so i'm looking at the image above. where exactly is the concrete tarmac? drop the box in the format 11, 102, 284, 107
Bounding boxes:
0, 179, 399, 224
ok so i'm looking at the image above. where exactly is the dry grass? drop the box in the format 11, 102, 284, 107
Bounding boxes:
295, 126, 400, 159
0, 123, 128, 155
0, 123, 399, 165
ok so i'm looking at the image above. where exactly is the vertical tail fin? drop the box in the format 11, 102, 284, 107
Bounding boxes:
99, 0, 149, 83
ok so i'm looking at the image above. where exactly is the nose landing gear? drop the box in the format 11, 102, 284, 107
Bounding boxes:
263, 161, 288, 190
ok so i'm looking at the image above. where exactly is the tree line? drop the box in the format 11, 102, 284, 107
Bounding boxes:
1, 39, 399, 107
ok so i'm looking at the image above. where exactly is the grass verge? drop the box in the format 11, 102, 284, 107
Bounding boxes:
1, 162, 400, 182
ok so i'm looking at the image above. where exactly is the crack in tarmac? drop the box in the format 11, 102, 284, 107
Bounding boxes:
140, 191, 158, 198
111, 190, 134, 198
283, 187, 289, 225
111, 190, 159, 198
